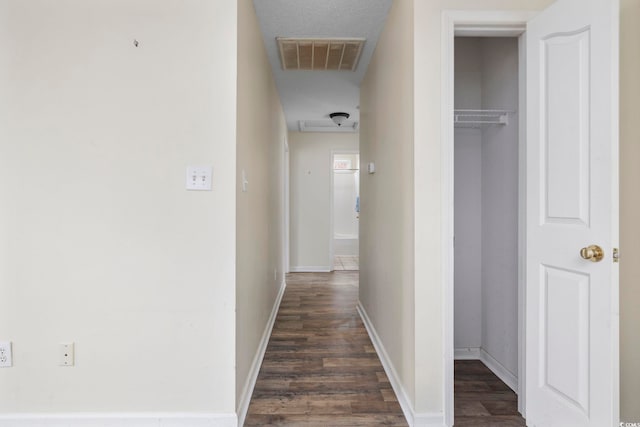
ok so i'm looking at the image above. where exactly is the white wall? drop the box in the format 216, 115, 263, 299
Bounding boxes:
0, 0, 237, 418
454, 39, 483, 350
454, 37, 519, 378
289, 132, 358, 271
480, 37, 520, 377
235, 0, 286, 417
359, 0, 416, 411
454, 128, 483, 350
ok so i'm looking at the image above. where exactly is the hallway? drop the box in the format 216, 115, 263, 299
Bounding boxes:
244, 272, 407, 426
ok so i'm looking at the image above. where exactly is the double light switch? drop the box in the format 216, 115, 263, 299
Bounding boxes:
186, 166, 212, 191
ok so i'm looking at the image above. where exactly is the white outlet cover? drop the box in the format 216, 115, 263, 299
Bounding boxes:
186, 166, 212, 191
0, 341, 12, 367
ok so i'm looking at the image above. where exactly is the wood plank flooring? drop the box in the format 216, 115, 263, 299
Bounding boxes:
244, 272, 407, 426
454, 360, 525, 426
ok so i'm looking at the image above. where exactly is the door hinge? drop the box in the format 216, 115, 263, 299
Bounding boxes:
613, 248, 620, 263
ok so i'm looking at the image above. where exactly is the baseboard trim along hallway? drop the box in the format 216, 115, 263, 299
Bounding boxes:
357, 302, 445, 427
244, 272, 408, 426
237, 280, 287, 426
0, 413, 237, 427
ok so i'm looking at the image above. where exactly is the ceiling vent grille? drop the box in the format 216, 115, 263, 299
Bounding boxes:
277, 37, 366, 71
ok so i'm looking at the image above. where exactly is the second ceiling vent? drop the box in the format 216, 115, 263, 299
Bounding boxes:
277, 37, 366, 71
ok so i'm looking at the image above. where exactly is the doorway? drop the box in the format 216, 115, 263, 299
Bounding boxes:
331, 152, 360, 271
453, 35, 522, 425
441, 11, 531, 426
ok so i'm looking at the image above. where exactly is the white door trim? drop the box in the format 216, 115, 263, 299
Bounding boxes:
441, 10, 536, 427
284, 136, 290, 273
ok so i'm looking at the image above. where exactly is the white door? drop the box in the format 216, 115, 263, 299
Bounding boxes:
526, 0, 619, 425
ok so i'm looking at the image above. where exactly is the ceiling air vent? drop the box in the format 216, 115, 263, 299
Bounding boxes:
277, 37, 366, 71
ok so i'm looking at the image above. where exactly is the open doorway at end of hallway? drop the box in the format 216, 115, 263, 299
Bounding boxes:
331, 152, 360, 271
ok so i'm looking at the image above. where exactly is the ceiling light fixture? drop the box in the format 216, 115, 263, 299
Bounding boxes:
330, 112, 350, 127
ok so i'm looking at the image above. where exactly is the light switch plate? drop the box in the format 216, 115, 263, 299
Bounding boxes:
0, 341, 12, 367
241, 169, 248, 192
186, 166, 212, 191
59, 342, 74, 366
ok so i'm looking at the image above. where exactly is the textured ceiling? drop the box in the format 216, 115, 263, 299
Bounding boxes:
253, 0, 393, 131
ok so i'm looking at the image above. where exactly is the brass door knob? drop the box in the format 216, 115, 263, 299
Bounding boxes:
580, 245, 604, 262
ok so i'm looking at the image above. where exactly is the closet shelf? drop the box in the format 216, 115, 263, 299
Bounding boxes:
454, 109, 514, 128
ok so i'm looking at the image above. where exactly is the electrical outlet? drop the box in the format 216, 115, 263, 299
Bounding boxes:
59, 342, 74, 366
0, 341, 13, 368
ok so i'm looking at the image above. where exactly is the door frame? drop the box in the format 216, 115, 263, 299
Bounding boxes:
441, 10, 536, 426
283, 136, 290, 274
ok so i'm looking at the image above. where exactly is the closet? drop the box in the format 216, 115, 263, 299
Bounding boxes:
453, 37, 520, 391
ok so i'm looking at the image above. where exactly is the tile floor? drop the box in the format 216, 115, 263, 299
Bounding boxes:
334, 255, 359, 271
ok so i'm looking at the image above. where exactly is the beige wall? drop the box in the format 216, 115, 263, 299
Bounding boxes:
235, 0, 287, 416
0, 0, 237, 416
620, 0, 640, 422
289, 132, 358, 271
359, 0, 416, 409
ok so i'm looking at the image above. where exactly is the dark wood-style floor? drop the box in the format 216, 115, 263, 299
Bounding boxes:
454, 360, 525, 426
244, 271, 408, 426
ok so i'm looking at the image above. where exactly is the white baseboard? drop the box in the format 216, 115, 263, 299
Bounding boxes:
479, 349, 518, 393
289, 266, 331, 272
236, 279, 286, 427
357, 302, 445, 427
454, 347, 518, 393
454, 347, 481, 360
413, 413, 448, 427
0, 413, 237, 427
